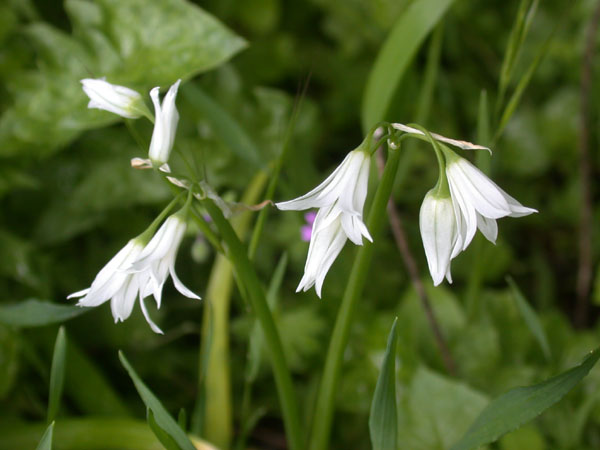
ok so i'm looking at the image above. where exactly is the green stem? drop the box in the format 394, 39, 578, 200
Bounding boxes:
308, 144, 402, 450
202, 200, 303, 450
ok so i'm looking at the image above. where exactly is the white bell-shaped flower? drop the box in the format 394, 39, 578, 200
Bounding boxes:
148, 79, 181, 165
81, 78, 145, 119
445, 153, 537, 251
419, 190, 459, 286
129, 214, 200, 311
68, 239, 155, 327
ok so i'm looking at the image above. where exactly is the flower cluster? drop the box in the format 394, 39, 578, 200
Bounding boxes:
69, 214, 199, 334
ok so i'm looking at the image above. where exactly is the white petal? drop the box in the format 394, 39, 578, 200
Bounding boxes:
170, 264, 201, 300
476, 213, 498, 244
139, 296, 164, 334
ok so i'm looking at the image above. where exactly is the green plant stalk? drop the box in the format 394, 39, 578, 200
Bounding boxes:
196, 173, 267, 448
308, 144, 402, 450
202, 199, 303, 450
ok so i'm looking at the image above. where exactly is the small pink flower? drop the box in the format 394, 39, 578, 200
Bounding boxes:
301, 211, 317, 242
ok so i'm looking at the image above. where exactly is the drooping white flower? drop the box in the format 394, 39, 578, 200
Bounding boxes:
445, 153, 537, 252
296, 204, 348, 297
276, 149, 372, 245
67, 239, 157, 329
129, 214, 200, 311
81, 78, 145, 119
419, 190, 459, 286
276, 148, 373, 296
148, 79, 181, 165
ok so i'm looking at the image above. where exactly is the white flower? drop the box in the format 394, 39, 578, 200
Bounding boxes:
129, 214, 200, 312
276, 149, 372, 245
419, 191, 459, 286
296, 205, 348, 297
148, 79, 181, 165
446, 154, 537, 252
276, 148, 373, 296
67, 239, 157, 329
81, 78, 145, 119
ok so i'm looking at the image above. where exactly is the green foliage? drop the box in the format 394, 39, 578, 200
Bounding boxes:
369, 318, 398, 450
0, 300, 87, 327
119, 351, 196, 450
35, 422, 54, 450
47, 327, 67, 423
452, 348, 600, 450
0, 0, 245, 157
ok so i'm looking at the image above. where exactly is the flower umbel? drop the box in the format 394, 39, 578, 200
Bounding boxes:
148, 79, 181, 165
81, 78, 145, 119
276, 148, 372, 296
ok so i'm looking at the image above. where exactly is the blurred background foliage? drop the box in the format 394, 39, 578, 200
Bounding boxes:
0, 0, 599, 449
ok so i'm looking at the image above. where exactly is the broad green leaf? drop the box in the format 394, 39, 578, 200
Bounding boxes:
47, 327, 67, 423
0, 299, 88, 328
398, 366, 488, 450
361, 0, 455, 130
119, 351, 196, 450
0, 0, 246, 157
451, 348, 600, 450
506, 276, 551, 360
182, 83, 263, 168
369, 318, 398, 450
35, 422, 54, 450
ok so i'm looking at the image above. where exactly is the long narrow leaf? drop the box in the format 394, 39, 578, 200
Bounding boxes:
369, 318, 398, 450
361, 0, 455, 130
35, 422, 54, 450
47, 327, 67, 423
119, 351, 196, 450
451, 348, 600, 450
507, 276, 551, 360
147, 409, 180, 450
0, 299, 88, 327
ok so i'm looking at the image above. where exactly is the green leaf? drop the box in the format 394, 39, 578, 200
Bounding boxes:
147, 409, 180, 450
506, 276, 551, 360
0, 299, 88, 328
182, 83, 263, 168
0, 0, 246, 157
35, 422, 54, 450
451, 348, 600, 450
369, 318, 398, 450
47, 326, 67, 423
119, 351, 196, 450
361, 0, 455, 130
397, 366, 488, 450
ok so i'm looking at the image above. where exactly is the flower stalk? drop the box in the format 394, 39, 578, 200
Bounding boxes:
308, 142, 402, 450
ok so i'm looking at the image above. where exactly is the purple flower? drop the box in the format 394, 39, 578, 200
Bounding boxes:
301, 211, 317, 242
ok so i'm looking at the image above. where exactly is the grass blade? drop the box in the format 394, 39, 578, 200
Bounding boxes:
361, 0, 455, 130
451, 348, 600, 450
369, 318, 398, 450
119, 351, 196, 450
47, 326, 67, 424
506, 276, 551, 360
35, 422, 54, 450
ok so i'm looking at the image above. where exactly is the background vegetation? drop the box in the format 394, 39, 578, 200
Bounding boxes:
0, 0, 599, 449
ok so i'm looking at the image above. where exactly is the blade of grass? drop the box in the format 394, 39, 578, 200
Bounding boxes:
35, 422, 54, 450
506, 276, 551, 360
361, 0, 455, 130
369, 318, 398, 450
47, 326, 66, 424
119, 351, 196, 450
